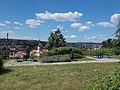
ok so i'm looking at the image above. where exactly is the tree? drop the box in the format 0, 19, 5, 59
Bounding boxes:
114, 15, 120, 46
46, 29, 66, 49
101, 39, 112, 48
115, 15, 120, 39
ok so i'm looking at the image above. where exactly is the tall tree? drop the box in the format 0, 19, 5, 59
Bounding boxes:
102, 39, 112, 48
114, 15, 120, 46
46, 29, 66, 49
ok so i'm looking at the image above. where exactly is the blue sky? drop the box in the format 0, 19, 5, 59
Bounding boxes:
0, 0, 120, 42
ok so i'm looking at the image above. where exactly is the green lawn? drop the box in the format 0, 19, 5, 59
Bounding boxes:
0, 63, 120, 90
75, 57, 95, 61
111, 55, 120, 59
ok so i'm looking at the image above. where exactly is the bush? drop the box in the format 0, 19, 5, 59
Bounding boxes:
85, 48, 115, 56
85, 48, 120, 56
73, 53, 83, 59
0, 58, 3, 69
0, 50, 9, 59
113, 47, 120, 55
90, 68, 120, 89
40, 47, 83, 58
42, 54, 71, 63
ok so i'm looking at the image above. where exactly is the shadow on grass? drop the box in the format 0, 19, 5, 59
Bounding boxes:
0, 68, 13, 75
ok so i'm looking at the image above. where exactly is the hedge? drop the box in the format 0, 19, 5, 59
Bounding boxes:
85, 48, 120, 56
42, 54, 71, 63
0, 58, 3, 69
40, 47, 83, 59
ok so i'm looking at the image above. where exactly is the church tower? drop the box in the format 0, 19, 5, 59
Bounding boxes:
37, 39, 42, 54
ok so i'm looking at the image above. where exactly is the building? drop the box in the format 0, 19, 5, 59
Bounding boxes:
0, 38, 101, 51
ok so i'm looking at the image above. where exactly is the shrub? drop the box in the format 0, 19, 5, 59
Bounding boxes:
40, 47, 83, 58
0, 58, 3, 69
0, 50, 9, 59
113, 47, 120, 55
42, 54, 71, 63
85, 48, 115, 56
73, 53, 83, 59
90, 68, 120, 89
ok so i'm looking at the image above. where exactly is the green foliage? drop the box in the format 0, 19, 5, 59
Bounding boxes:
0, 50, 9, 59
115, 15, 120, 40
0, 63, 120, 90
102, 16, 120, 48
90, 68, 120, 90
42, 54, 70, 63
0, 58, 3, 69
46, 29, 66, 49
73, 53, 83, 59
40, 47, 83, 59
85, 48, 113, 56
113, 47, 120, 55
102, 39, 113, 48
102, 39, 120, 48
85, 48, 120, 56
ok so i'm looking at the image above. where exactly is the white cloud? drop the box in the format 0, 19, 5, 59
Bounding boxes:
65, 30, 69, 32
71, 22, 94, 31
84, 35, 112, 42
5, 21, 11, 24
57, 25, 64, 30
86, 21, 94, 26
71, 22, 82, 28
65, 35, 77, 38
70, 35, 77, 38
14, 21, 23, 25
0, 22, 6, 27
110, 14, 120, 23
25, 19, 44, 28
14, 27, 21, 30
52, 29, 57, 32
0, 30, 38, 40
0, 30, 15, 38
14, 35, 38, 40
64, 36, 69, 38
97, 22, 115, 27
79, 26, 90, 31
35, 11, 83, 21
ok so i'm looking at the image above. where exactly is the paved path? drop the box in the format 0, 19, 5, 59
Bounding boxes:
4, 58, 120, 66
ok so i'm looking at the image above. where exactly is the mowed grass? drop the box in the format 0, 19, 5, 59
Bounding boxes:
111, 55, 120, 59
0, 63, 120, 90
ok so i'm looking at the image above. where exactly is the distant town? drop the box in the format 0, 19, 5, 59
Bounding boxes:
0, 38, 101, 51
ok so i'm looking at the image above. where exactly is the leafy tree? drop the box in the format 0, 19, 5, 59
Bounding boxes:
102, 16, 120, 48
101, 39, 113, 48
114, 15, 120, 46
46, 29, 66, 49
115, 15, 120, 39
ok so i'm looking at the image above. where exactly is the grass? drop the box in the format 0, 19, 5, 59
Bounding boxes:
74, 57, 95, 61
111, 55, 120, 59
2, 59, 8, 64
0, 63, 120, 90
